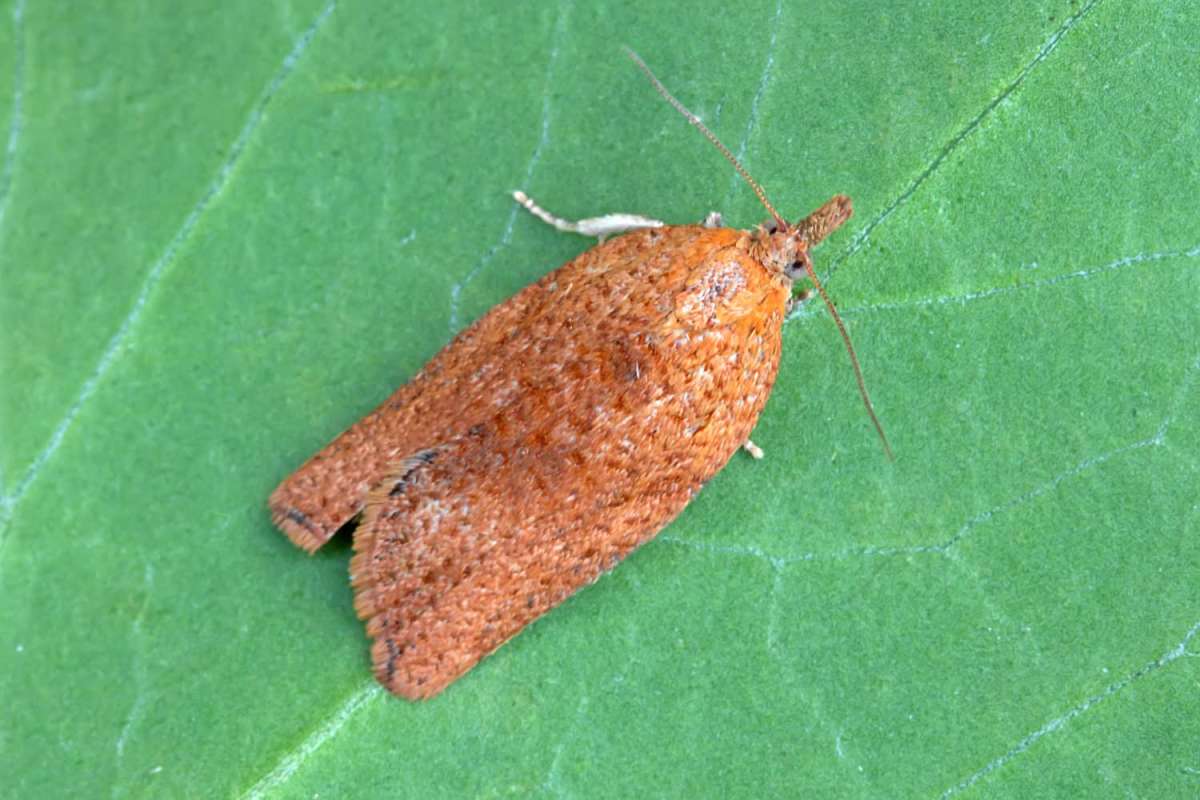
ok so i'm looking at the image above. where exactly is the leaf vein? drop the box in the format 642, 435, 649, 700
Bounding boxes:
238, 680, 381, 800
938, 618, 1200, 798
0, 0, 337, 544
0, 0, 26, 236
825, 0, 1104, 285
660, 423, 1168, 564
722, 0, 785, 207
814, 243, 1200, 319
448, 2, 572, 332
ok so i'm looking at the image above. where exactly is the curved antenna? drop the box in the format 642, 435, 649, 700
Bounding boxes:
624, 47, 787, 231
801, 259, 895, 460
625, 48, 893, 460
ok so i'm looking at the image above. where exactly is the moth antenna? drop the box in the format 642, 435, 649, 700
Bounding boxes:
801, 259, 895, 461
624, 47, 787, 231
626, 48, 892, 460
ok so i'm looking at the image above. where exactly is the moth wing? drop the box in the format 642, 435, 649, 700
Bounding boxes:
350, 420, 699, 700
338, 226, 786, 699
269, 261, 563, 551
269, 224, 778, 556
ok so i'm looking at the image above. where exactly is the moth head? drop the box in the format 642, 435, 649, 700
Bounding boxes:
754, 221, 811, 283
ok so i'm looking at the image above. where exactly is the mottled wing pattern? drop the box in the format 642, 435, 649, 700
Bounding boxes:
267, 232, 640, 551
341, 226, 791, 698
268, 300, 535, 551
351, 419, 701, 699
270, 225, 777, 551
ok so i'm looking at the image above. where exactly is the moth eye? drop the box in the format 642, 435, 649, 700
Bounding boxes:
784, 254, 811, 280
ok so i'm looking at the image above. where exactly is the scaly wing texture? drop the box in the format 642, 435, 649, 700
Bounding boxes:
270, 225, 788, 552
351, 429, 699, 699
346, 226, 791, 697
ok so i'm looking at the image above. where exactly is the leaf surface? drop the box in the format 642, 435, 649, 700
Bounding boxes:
2, 1, 1197, 798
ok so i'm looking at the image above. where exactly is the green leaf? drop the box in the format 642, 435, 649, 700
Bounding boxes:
3, 0, 1198, 797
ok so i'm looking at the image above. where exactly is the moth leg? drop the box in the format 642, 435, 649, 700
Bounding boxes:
743, 439, 765, 460
511, 190, 664, 242
785, 287, 814, 316
701, 211, 723, 228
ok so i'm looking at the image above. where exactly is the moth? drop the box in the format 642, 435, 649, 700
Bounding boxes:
269, 50, 889, 700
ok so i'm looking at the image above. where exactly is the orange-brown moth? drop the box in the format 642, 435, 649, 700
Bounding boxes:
269, 50, 890, 700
